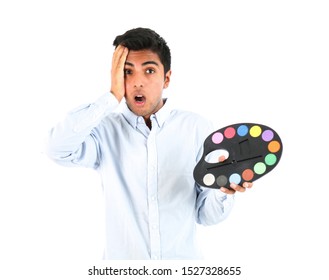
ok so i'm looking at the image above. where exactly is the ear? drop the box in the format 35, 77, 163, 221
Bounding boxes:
163, 70, 172, 89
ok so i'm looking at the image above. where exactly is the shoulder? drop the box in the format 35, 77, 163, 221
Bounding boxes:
166, 109, 214, 143
169, 109, 213, 128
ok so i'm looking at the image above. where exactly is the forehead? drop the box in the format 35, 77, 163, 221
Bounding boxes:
126, 50, 161, 66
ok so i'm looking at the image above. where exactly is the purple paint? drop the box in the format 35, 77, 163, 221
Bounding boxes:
262, 130, 274, 142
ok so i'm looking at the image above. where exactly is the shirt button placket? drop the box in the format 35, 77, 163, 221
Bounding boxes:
147, 117, 161, 260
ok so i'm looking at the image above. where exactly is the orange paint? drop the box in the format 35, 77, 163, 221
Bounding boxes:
268, 140, 281, 153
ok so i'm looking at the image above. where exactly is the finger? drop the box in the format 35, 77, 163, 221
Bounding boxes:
112, 45, 128, 67
218, 155, 226, 162
230, 183, 246, 193
111, 46, 129, 81
220, 187, 236, 195
243, 182, 253, 188
112, 45, 123, 64
118, 46, 129, 65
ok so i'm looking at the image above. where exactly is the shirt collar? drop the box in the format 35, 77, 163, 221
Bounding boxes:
122, 98, 172, 129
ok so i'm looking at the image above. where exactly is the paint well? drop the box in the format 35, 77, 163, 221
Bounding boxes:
212, 132, 224, 144
237, 125, 249, 136
254, 162, 266, 174
268, 140, 281, 153
224, 127, 236, 139
242, 169, 254, 181
265, 154, 277, 165
203, 173, 215, 186
250, 125, 262, 137
229, 173, 241, 185
216, 175, 228, 187
262, 130, 274, 141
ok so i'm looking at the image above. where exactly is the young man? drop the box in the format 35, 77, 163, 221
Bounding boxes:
46, 28, 252, 260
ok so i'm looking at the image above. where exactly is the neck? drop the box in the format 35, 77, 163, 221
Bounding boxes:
145, 118, 152, 129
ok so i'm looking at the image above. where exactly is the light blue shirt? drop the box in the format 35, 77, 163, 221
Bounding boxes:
46, 93, 234, 260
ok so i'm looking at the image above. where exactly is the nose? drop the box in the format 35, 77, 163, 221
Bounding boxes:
132, 73, 144, 88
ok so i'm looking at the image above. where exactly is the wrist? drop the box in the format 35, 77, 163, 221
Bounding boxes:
110, 90, 123, 102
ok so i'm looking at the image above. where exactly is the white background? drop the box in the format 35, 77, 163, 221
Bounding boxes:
1, 0, 328, 279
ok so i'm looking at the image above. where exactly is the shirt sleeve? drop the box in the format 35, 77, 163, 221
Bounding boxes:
45, 93, 119, 169
194, 118, 235, 226
195, 186, 235, 226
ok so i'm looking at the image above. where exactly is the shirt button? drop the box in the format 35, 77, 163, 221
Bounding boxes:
152, 255, 158, 260
151, 196, 156, 201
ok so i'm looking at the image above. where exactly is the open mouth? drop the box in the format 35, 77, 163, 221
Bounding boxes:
134, 95, 146, 104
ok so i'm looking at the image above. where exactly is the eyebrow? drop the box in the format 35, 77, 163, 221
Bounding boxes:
125, 61, 160, 67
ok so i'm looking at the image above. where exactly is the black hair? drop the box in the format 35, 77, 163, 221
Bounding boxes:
113, 27, 171, 74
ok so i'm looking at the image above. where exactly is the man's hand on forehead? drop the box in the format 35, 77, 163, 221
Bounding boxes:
110, 45, 129, 102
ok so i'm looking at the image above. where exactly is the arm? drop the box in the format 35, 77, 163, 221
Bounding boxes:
195, 175, 253, 226
196, 186, 235, 226
46, 45, 129, 168
194, 123, 253, 225
46, 93, 119, 168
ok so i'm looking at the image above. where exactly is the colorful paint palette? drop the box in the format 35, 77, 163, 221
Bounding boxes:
193, 123, 283, 190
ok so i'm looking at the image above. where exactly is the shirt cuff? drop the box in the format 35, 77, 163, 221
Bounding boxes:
201, 187, 235, 202
94, 92, 119, 114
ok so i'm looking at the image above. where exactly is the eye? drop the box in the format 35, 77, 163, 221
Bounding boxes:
146, 68, 155, 74
124, 69, 132, 75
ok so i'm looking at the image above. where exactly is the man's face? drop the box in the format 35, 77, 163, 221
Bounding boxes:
124, 50, 171, 121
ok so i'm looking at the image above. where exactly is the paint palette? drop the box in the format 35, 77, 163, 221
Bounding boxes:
193, 123, 283, 190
